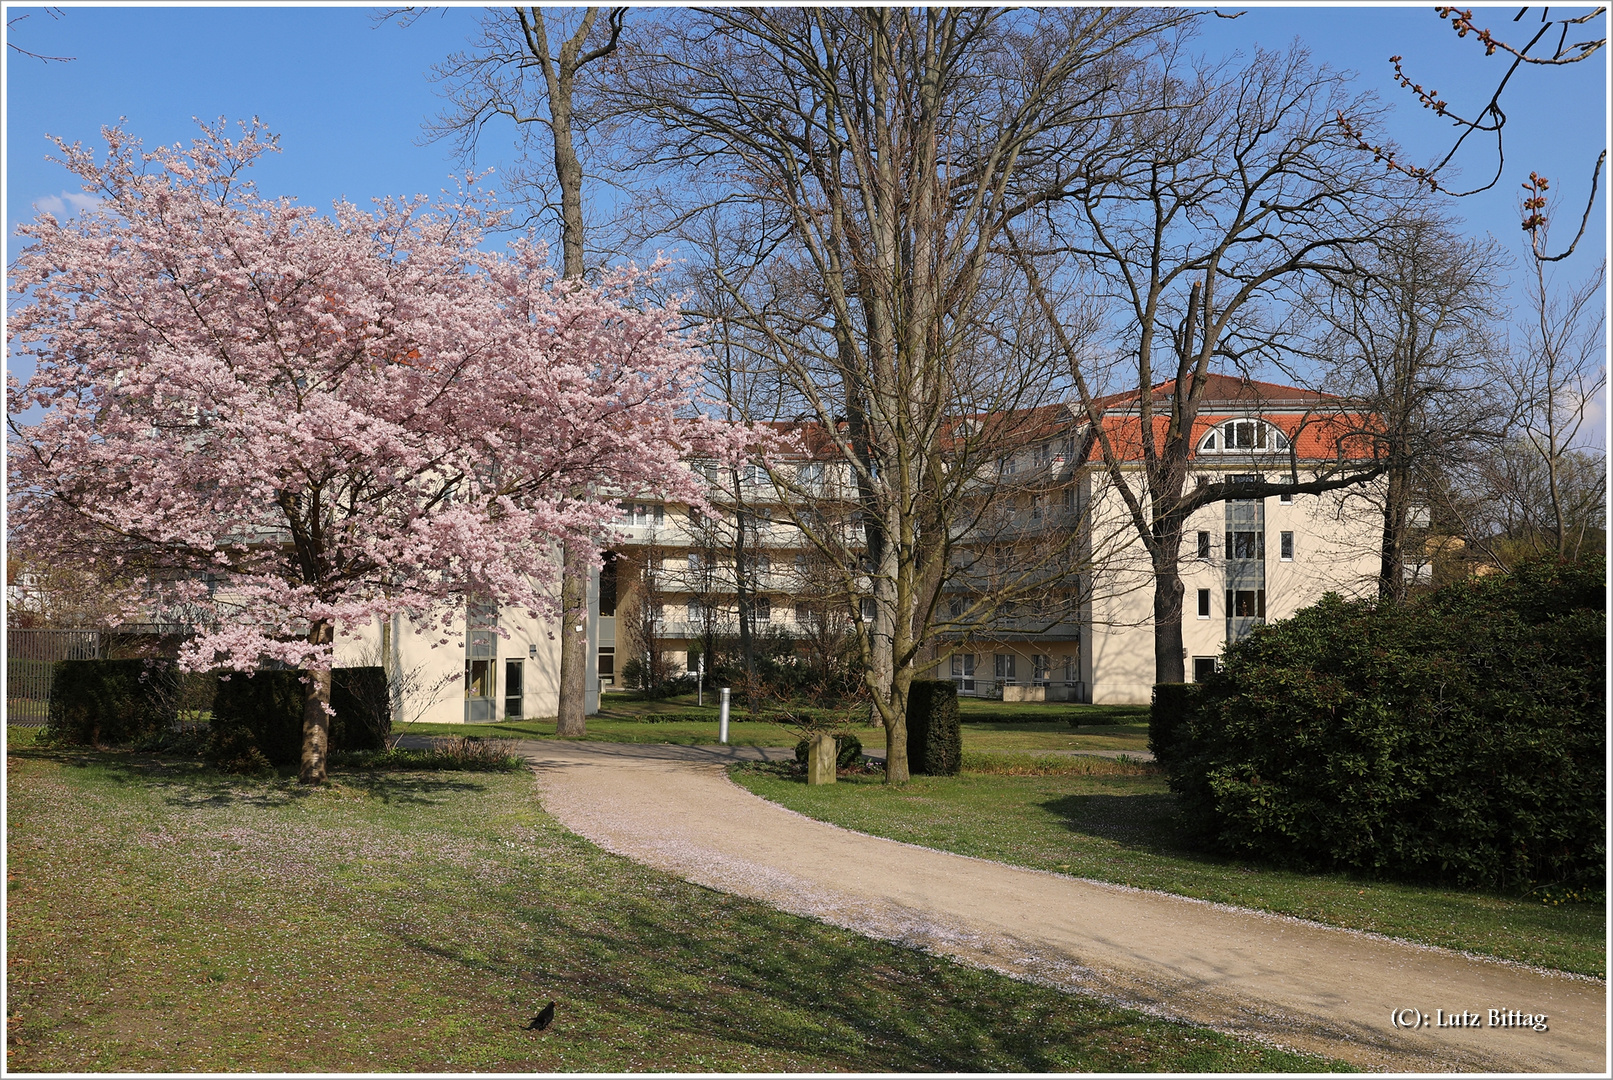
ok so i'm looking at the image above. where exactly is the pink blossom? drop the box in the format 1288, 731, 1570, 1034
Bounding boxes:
8, 120, 758, 675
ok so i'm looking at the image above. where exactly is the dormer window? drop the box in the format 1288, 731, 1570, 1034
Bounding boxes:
1198, 419, 1289, 453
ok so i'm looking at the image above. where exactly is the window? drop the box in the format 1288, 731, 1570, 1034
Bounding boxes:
1197, 589, 1211, 618
748, 597, 772, 623
1029, 494, 1044, 521
994, 653, 1017, 682
1280, 531, 1294, 561
741, 463, 768, 486
1227, 531, 1264, 559
1228, 590, 1266, 618
1278, 490, 1293, 504
1197, 530, 1211, 558
687, 552, 703, 570
999, 453, 1017, 475
1063, 487, 1077, 512
860, 597, 876, 622
1192, 657, 1218, 682
1061, 655, 1078, 685
1228, 473, 1261, 501
687, 601, 706, 624
619, 502, 660, 526
1032, 654, 1051, 685
951, 653, 976, 692
797, 462, 824, 488
1032, 443, 1051, 467
948, 595, 966, 619
1198, 421, 1288, 454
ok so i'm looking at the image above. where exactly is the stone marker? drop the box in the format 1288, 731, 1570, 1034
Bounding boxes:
806, 732, 837, 785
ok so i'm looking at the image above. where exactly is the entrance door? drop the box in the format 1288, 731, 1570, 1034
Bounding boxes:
504, 659, 524, 719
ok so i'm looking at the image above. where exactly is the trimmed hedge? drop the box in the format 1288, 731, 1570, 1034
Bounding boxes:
45, 658, 180, 745
1148, 683, 1198, 770
793, 733, 864, 770
906, 679, 962, 776
208, 667, 391, 772
1162, 557, 1605, 890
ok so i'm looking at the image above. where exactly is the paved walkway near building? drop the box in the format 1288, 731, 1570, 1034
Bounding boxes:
513, 739, 1604, 1073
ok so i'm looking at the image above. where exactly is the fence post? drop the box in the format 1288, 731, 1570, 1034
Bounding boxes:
719, 686, 729, 744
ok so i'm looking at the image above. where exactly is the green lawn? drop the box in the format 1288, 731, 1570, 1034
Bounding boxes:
5, 738, 1347, 1073
730, 760, 1606, 979
399, 693, 1148, 755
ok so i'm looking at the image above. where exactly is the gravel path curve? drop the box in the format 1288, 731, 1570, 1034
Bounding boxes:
513, 739, 1604, 1073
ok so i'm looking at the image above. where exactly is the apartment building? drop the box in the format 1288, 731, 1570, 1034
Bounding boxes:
349, 373, 1380, 719
595, 374, 1379, 707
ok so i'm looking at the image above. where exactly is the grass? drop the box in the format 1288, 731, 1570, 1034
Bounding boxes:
5, 738, 1348, 1073
729, 760, 1607, 979
396, 693, 1149, 755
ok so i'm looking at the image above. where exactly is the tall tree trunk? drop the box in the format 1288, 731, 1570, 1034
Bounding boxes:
882, 676, 911, 784
555, 563, 589, 735
298, 619, 335, 784
533, 9, 614, 737
1151, 551, 1187, 686
1378, 463, 1411, 602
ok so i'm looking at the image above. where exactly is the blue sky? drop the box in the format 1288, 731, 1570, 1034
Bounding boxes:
5, 5, 1607, 347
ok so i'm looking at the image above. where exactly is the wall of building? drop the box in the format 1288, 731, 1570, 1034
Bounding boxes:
335, 603, 567, 726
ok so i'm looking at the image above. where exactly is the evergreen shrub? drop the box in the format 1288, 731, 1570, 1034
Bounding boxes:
906, 679, 962, 776
793, 733, 864, 770
208, 666, 392, 771
45, 658, 180, 745
1148, 683, 1199, 770
1163, 557, 1605, 890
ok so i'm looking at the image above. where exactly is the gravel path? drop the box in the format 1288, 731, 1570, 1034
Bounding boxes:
513, 738, 1604, 1073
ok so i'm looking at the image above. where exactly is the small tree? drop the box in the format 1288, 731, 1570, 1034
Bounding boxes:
7, 121, 740, 782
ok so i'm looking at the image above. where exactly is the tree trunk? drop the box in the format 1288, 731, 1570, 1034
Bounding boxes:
882, 708, 911, 784
555, 543, 589, 736
298, 619, 335, 785
1152, 552, 1187, 686
1378, 464, 1411, 602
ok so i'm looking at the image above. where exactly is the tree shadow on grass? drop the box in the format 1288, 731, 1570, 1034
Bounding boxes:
392, 892, 1196, 1073
7, 744, 491, 808
1038, 791, 1218, 862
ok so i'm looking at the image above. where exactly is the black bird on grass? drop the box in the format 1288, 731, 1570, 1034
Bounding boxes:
523, 1001, 556, 1031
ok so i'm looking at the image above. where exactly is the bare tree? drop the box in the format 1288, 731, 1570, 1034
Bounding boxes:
414, 6, 626, 735
1301, 212, 1508, 601
1463, 238, 1607, 566
1014, 47, 1403, 684
604, 7, 1182, 781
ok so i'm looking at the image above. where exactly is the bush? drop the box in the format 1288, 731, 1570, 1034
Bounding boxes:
331, 666, 390, 751
621, 657, 646, 690
1148, 683, 1199, 770
209, 666, 393, 772
1162, 557, 1605, 891
45, 658, 181, 745
209, 671, 305, 770
793, 733, 864, 770
905, 679, 962, 776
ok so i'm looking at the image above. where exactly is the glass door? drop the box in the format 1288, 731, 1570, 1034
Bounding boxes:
504, 659, 524, 719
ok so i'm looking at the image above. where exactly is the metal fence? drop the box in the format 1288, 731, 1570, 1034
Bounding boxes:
7, 629, 103, 724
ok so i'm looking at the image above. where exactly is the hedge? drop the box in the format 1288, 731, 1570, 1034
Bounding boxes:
793, 734, 864, 770
45, 658, 181, 745
209, 667, 391, 772
1148, 683, 1198, 770
1161, 556, 1605, 890
906, 679, 962, 776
